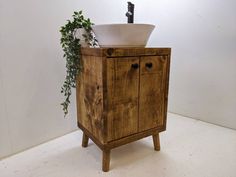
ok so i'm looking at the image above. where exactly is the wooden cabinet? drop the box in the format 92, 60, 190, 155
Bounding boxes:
76, 48, 171, 172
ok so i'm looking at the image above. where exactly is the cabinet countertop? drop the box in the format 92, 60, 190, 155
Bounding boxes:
81, 47, 171, 57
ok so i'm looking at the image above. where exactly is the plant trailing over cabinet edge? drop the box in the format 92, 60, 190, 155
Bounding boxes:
60, 11, 98, 117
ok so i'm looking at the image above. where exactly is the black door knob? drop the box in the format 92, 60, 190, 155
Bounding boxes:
145, 62, 153, 69
131, 63, 139, 69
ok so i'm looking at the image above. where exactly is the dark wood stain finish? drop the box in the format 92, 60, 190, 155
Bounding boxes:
77, 47, 171, 172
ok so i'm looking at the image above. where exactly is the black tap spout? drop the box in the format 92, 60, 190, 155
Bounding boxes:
126, 2, 134, 23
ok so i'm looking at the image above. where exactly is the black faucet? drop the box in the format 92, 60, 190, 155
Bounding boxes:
126, 2, 134, 23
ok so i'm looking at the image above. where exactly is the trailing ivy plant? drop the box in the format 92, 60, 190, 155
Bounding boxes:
60, 11, 97, 117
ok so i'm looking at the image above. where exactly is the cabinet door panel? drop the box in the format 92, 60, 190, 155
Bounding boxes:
106, 57, 139, 141
140, 56, 164, 74
139, 56, 168, 131
107, 101, 138, 141
107, 57, 139, 103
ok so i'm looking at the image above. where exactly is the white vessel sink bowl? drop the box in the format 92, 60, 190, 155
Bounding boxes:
92, 24, 155, 48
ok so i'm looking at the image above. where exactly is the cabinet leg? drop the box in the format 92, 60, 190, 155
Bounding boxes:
102, 149, 110, 172
152, 133, 160, 151
82, 132, 89, 148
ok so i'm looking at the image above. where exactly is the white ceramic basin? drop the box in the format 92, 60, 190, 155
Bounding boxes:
92, 24, 155, 48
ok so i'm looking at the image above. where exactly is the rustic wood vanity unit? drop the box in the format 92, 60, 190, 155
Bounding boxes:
76, 47, 171, 172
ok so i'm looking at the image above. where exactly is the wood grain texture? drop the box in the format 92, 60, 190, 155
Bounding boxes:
101, 57, 108, 143
152, 133, 160, 151
77, 48, 171, 144
138, 56, 168, 131
77, 48, 171, 171
78, 122, 104, 150
102, 150, 110, 172
82, 132, 89, 147
106, 57, 139, 103
163, 55, 171, 130
76, 55, 105, 143
78, 121, 164, 150
81, 47, 171, 57
106, 57, 139, 141
106, 128, 163, 150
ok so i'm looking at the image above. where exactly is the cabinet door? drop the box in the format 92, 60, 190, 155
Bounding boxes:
139, 56, 169, 131
106, 57, 139, 141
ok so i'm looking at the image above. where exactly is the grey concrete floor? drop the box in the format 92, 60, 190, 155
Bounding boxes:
0, 113, 236, 177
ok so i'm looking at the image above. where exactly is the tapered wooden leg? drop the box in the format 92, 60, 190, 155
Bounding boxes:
102, 149, 110, 172
82, 132, 89, 148
152, 133, 160, 151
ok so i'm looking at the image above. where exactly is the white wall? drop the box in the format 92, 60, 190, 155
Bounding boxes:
141, 0, 236, 129
81, 0, 236, 129
0, 0, 235, 159
0, 0, 80, 159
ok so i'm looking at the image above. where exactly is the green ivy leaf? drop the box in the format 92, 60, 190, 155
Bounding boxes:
59, 11, 98, 117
